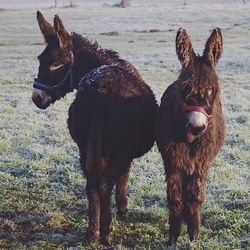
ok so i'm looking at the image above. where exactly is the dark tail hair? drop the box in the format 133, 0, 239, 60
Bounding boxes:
85, 88, 103, 176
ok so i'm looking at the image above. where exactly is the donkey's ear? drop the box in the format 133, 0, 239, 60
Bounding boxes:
37, 11, 55, 43
54, 15, 70, 48
203, 28, 223, 67
176, 27, 195, 68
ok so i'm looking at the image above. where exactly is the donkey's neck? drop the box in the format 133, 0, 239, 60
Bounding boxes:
71, 33, 119, 88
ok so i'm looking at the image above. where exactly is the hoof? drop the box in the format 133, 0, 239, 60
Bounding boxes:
167, 246, 175, 250
166, 242, 176, 249
167, 238, 176, 248
86, 229, 99, 243
189, 231, 199, 242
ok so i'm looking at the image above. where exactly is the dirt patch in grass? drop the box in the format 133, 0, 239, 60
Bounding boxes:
100, 31, 120, 36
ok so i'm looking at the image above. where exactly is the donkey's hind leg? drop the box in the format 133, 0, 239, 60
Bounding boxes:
184, 174, 206, 242
99, 176, 115, 245
116, 166, 130, 216
85, 176, 100, 243
167, 170, 184, 246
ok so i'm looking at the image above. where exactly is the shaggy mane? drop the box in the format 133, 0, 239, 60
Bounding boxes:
71, 32, 119, 61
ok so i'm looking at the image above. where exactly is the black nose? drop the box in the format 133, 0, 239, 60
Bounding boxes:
32, 93, 42, 106
187, 124, 206, 136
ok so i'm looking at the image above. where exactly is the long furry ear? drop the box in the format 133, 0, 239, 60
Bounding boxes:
54, 15, 70, 48
203, 28, 223, 67
176, 27, 195, 68
37, 11, 55, 43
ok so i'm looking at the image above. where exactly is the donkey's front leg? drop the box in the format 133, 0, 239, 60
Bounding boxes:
184, 175, 206, 242
86, 177, 100, 243
167, 170, 183, 246
116, 166, 130, 217
99, 177, 115, 245
186, 209, 201, 242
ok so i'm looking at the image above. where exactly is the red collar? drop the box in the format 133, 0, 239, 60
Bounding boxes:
183, 103, 212, 122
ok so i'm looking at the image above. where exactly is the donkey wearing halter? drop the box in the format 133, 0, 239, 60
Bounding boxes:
32, 11, 157, 245
155, 28, 225, 245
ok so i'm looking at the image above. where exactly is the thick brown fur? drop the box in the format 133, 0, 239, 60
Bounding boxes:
32, 12, 157, 246
155, 28, 225, 246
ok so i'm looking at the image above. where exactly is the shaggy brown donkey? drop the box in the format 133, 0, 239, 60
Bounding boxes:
155, 28, 225, 246
32, 11, 157, 245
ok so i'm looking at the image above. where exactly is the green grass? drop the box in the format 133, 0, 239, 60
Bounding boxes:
0, 1, 250, 249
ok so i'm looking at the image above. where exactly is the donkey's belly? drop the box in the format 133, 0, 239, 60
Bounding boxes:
68, 88, 157, 161
103, 94, 157, 158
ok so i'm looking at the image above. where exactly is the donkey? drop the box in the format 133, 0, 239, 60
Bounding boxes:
155, 28, 225, 246
32, 11, 157, 245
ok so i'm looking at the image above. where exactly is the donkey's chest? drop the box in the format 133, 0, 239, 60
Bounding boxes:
188, 135, 213, 156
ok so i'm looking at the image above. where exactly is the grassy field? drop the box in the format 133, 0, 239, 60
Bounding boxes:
0, 1, 249, 249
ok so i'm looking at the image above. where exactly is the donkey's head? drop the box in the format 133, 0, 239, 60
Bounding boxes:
176, 27, 223, 143
32, 11, 74, 109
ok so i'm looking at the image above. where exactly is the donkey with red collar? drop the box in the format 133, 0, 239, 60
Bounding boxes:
155, 28, 225, 246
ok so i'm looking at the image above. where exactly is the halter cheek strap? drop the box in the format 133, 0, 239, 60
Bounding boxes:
183, 103, 212, 122
33, 51, 74, 102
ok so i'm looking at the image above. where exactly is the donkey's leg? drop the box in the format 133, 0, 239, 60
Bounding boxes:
186, 208, 201, 242
184, 175, 206, 242
85, 176, 100, 243
167, 170, 183, 246
79, 151, 100, 243
115, 166, 130, 216
99, 176, 115, 246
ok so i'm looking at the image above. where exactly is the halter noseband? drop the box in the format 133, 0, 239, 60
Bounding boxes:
33, 51, 74, 102
183, 103, 212, 122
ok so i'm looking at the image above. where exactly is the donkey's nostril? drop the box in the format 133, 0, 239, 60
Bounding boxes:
188, 124, 206, 136
32, 93, 42, 104
32, 90, 51, 109
37, 94, 42, 103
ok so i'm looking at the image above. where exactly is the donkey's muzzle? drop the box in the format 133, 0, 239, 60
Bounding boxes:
32, 89, 52, 109
186, 123, 206, 136
185, 123, 207, 143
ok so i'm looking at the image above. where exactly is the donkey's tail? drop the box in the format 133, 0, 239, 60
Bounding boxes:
85, 87, 104, 176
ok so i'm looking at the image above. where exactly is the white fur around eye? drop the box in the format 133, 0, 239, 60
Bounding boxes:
50, 64, 64, 71
208, 89, 212, 96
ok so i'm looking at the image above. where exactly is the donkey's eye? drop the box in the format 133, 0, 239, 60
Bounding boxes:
208, 89, 213, 96
50, 63, 64, 71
